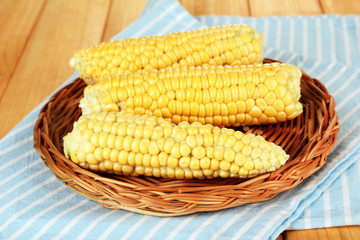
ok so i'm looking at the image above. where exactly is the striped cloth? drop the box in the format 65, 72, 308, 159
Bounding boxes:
0, 0, 359, 239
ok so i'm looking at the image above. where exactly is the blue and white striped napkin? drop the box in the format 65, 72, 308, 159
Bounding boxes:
1, 0, 359, 239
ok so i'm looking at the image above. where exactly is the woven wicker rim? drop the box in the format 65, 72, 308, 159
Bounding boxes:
34, 59, 340, 216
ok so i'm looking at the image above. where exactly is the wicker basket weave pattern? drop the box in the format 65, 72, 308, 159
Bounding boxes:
34, 59, 339, 216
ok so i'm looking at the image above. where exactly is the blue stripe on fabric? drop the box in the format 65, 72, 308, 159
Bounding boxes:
81, 212, 137, 240
332, 173, 350, 227
21, 199, 89, 240
97, 213, 135, 240
0, 168, 52, 203
311, 190, 328, 227
349, 160, 360, 225
353, 17, 360, 64
332, 17, 347, 65
53, 206, 103, 240
0, 182, 67, 231
285, 159, 360, 231
347, 160, 360, 224
279, 18, 290, 52
58, 205, 119, 239
0, 155, 41, 188
271, 147, 360, 238
340, 17, 352, 65
0, 148, 36, 174
37, 199, 98, 239
7, 192, 78, 239
314, 17, 322, 60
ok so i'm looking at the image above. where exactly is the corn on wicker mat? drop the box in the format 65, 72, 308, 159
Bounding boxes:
33, 59, 339, 217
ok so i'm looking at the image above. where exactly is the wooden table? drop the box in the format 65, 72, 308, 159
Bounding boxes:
0, 0, 359, 239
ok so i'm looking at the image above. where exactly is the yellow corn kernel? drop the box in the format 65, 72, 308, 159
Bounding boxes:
219, 160, 231, 171
192, 146, 206, 159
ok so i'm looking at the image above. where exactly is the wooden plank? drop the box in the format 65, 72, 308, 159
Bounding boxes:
180, 0, 250, 16
102, 0, 147, 41
0, 0, 46, 102
249, 0, 323, 16
0, 0, 111, 138
320, 0, 360, 14
285, 226, 360, 240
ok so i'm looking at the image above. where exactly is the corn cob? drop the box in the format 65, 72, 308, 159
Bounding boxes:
70, 25, 263, 85
80, 62, 303, 127
63, 112, 289, 179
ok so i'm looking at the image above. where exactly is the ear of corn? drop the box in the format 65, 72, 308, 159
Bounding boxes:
80, 62, 303, 127
63, 112, 289, 179
70, 25, 263, 85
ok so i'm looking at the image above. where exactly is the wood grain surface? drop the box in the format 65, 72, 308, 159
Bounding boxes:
0, 0, 359, 239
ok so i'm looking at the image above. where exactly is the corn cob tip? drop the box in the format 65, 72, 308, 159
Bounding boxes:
70, 57, 76, 68
79, 86, 119, 115
63, 122, 81, 159
70, 56, 99, 85
70, 56, 81, 69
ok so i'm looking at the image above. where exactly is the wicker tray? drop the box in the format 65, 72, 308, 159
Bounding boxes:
34, 59, 340, 216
